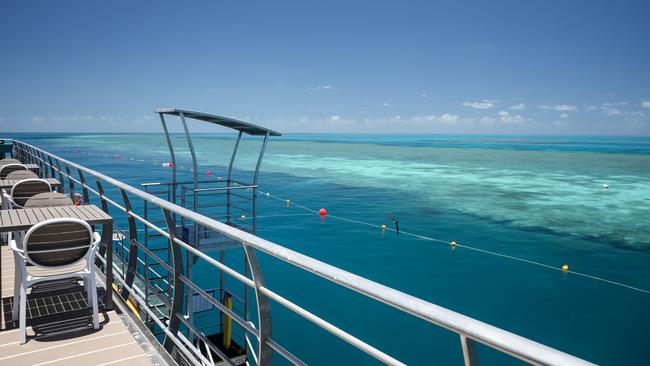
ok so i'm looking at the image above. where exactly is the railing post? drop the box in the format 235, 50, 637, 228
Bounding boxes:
242, 243, 273, 366
78, 168, 89, 204
119, 188, 139, 300
36, 150, 47, 178
47, 155, 56, 179
460, 335, 480, 366
95, 179, 114, 310
65, 164, 75, 198
161, 208, 185, 353
54, 159, 64, 193
25, 145, 33, 164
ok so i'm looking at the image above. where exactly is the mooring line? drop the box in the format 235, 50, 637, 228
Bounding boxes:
259, 189, 650, 295
68, 149, 650, 294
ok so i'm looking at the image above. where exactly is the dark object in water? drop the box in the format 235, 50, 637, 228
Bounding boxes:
387, 214, 400, 234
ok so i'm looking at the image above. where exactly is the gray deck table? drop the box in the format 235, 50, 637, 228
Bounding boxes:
0, 204, 114, 309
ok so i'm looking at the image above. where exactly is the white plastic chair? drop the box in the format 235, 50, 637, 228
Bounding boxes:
0, 163, 28, 179
2, 178, 51, 209
9, 218, 101, 344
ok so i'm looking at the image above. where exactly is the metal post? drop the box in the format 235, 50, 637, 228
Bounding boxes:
162, 208, 185, 353
37, 151, 48, 178
242, 243, 273, 366
252, 132, 270, 233
65, 164, 75, 199
54, 159, 64, 193
461, 335, 480, 366
120, 188, 139, 300
78, 168, 89, 204
47, 155, 56, 179
159, 113, 177, 205
226, 131, 242, 225
95, 179, 113, 310
179, 111, 198, 341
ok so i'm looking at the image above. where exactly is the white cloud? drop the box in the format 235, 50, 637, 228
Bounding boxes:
420, 93, 428, 99
307, 85, 332, 91
642, 101, 650, 108
559, 113, 569, 119
509, 103, 525, 110
413, 113, 459, 124
540, 104, 578, 112
480, 116, 496, 124
381, 102, 391, 107
498, 111, 525, 124
462, 100, 496, 109
602, 106, 622, 116
628, 111, 646, 121
329, 115, 340, 121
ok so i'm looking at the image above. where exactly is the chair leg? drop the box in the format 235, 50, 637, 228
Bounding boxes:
12, 261, 22, 321
89, 276, 99, 329
19, 284, 27, 344
83, 278, 90, 302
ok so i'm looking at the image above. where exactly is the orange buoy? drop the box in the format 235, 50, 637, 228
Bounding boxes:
319, 208, 327, 216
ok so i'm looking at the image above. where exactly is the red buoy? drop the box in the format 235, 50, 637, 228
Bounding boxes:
319, 208, 327, 216
205, 170, 211, 176
114, 154, 119, 160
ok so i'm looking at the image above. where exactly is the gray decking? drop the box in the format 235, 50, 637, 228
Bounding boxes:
0, 246, 155, 366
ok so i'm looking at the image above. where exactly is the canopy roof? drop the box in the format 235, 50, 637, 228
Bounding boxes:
156, 108, 281, 136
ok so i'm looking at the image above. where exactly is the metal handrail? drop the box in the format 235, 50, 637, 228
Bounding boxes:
7, 138, 595, 366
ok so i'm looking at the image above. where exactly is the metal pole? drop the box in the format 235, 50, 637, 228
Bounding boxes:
120, 188, 139, 301
159, 113, 177, 205
78, 168, 89, 204
243, 243, 273, 366
461, 335, 480, 366
252, 132, 270, 233
179, 111, 198, 341
162, 208, 185, 353
226, 131, 242, 225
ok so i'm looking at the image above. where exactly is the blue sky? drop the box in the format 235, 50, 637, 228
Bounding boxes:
1, 0, 649, 135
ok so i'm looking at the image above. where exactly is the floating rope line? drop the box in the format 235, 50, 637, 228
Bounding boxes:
258, 189, 650, 295
69, 148, 650, 294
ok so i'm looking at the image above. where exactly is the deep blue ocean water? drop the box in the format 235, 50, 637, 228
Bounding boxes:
2, 132, 649, 365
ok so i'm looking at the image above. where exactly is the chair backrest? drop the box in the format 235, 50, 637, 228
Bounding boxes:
10, 179, 52, 207
24, 192, 74, 208
24, 218, 93, 267
4, 170, 38, 180
0, 163, 28, 179
0, 158, 21, 166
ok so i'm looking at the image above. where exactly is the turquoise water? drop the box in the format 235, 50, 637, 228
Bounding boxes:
4, 133, 650, 365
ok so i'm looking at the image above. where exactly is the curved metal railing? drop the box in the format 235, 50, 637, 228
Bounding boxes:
7, 138, 595, 366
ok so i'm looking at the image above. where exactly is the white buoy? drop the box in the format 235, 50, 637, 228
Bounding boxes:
602, 184, 609, 189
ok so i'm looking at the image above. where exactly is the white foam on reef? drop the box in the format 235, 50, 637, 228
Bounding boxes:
60, 134, 650, 249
